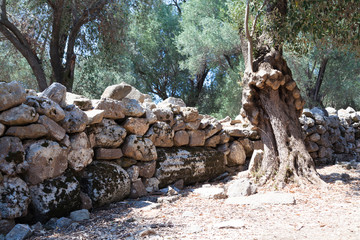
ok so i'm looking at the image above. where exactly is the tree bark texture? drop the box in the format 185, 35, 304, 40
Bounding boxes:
242, 48, 323, 186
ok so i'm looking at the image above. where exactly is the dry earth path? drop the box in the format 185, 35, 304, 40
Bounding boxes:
30, 164, 360, 240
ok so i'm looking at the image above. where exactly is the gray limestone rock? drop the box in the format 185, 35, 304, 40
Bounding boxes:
5, 224, 32, 240
5, 124, 48, 139
180, 107, 199, 122
188, 130, 205, 147
29, 172, 81, 221
0, 123, 5, 136
0, 219, 15, 235
122, 135, 157, 161
204, 135, 220, 147
68, 132, 94, 171
79, 161, 131, 207
24, 96, 65, 122
85, 110, 105, 125
70, 209, 90, 222
227, 141, 246, 166
123, 117, 149, 135
101, 83, 132, 100
129, 179, 148, 199
39, 82, 67, 107
24, 140, 68, 185
146, 122, 174, 147
38, 115, 66, 141
0, 137, 26, 175
94, 98, 125, 119
173, 130, 189, 146
0, 176, 30, 219
155, 147, 225, 188
226, 179, 257, 197
158, 97, 186, 108
0, 81, 26, 112
59, 105, 88, 133
152, 108, 174, 126
89, 118, 127, 148
137, 160, 156, 178
65, 92, 92, 110
121, 98, 146, 117
94, 148, 123, 160
0, 104, 38, 126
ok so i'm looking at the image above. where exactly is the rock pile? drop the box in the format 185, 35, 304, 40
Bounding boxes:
0, 81, 262, 236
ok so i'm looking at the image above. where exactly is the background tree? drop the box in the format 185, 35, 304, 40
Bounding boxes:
0, 0, 111, 91
228, 0, 360, 186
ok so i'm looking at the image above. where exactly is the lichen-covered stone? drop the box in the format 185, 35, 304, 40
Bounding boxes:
158, 97, 186, 108
39, 82, 67, 107
155, 147, 225, 188
68, 132, 93, 171
129, 179, 147, 199
121, 98, 145, 117
204, 121, 222, 138
24, 96, 65, 122
146, 122, 174, 147
101, 83, 132, 100
94, 98, 125, 119
222, 125, 259, 140
172, 115, 186, 131
0, 137, 26, 175
122, 135, 157, 161
25, 140, 68, 185
0, 104, 38, 126
123, 117, 149, 135
38, 115, 66, 141
0, 81, 26, 112
125, 85, 146, 103
29, 171, 81, 222
145, 108, 157, 125
204, 135, 220, 147
180, 107, 199, 122
79, 161, 130, 207
5, 124, 48, 139
152, 108, 174, 126
0, 176, 30, 219
137, 160, 156, 178
59, 105, 88, 133
88, 118, 127, 148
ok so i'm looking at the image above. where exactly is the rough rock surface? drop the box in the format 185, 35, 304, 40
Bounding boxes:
59, 105, 88, 133
0, 137, 26, 175
147, 122, 174, 147
188, 130, 205, 147
5, 124, 48, 139
0, 176, 30, 219
29, 172, 81, 221
227, 141, 246, 166
155, 147, 225, 188
68, 132, 94, 171
94, 98, 125, 119
0, 104, 38, 125
152, 108, 174, 126
65, 92, 92, 110
38, 115, 66, 141
79, 161, 130, 207
25, 96, 65, 122
24, 140, 68, 185
122, 135, 157, 161
89, 118, 127, 148
85, 110, 104, 125
174, 130, 189, 146
123, 117, 149, 135
39, 82, 67, 107
101, 83, 132, 100
94, 148, 123, 160
0, 81, 26, 112
121, 98, 145, 117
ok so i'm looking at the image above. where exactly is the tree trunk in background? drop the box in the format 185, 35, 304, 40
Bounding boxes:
186, 67, 209, 107
242, 48, 324, 186
312, 57, 329, 107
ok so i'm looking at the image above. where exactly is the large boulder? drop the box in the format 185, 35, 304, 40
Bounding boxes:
0, 104, 38, 125
0, 81, 26, 112
121, 135, 157, 161
24, 140, 68, 185
101, 83, 132, 100
146, 122, 174, 147
79, 161, 130, 207
58, 105, 88, 133
29, 171, 81, 222
68, 132, 94, 171
88, 118, 127, 148
24, 96, 65, 122
94, 98, 125, 119
0, 137, 27, 175
155, 147, 226, 188
39, 82, 67, 107
0, 176, 30, 219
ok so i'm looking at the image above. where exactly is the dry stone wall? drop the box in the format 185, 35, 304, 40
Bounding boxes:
1, 80, 359, 232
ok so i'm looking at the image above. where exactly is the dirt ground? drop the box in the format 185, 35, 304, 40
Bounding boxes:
30, 163, 360, 240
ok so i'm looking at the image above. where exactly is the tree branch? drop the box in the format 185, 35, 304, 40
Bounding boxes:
251, 0, 267, 36
244, 0, 253, 72
1, 0, 6, 20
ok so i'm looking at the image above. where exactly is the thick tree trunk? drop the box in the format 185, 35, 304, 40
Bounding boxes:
242, 48, 324, 187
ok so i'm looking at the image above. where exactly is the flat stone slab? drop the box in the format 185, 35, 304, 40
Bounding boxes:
193, 187, 226, 199
225, 192, 296, 205
213, 219, 245, 229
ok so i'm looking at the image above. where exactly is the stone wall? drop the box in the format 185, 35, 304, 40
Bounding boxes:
1, 81, 359, 232
0, 81, 262, 230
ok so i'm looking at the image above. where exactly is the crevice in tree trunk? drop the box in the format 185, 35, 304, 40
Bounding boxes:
242, 48, 325, 187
